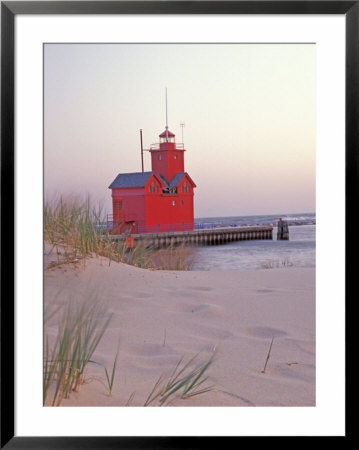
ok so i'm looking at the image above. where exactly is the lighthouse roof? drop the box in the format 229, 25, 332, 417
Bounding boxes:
169, 173, 186, 187
169, 172, 197, 188
157, 173, 170, 188
159, 129, 175, 138
109, 171, 155, 189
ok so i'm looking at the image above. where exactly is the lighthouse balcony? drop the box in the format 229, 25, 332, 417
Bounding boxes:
150, 142, 185, 151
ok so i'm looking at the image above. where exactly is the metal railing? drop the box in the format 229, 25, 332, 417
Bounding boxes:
106, 214, 113, 230
137, 223, 193, 234
194, 222, 242, 230
149, 142, 185, 150
105, 215, 269, 233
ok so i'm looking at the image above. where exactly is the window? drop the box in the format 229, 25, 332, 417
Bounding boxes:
160, 136, 175, 144
172, 201, 176, 206
181, 200, 184, 206
158, 154, 162, 160
149, 181, 158, 193
182, 181, 189, 193
114, 200, 122, 211
174, 154, 177, 160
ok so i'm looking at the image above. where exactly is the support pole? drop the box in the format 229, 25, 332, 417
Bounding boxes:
140, 129, 144, 172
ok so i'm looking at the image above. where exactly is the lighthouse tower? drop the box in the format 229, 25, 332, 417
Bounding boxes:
109, 94, 196, 234
149, 126, 185, 184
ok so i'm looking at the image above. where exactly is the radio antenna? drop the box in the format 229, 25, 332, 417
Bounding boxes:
165, 88, 168, 141
180, 122, 185, 144
140, 129, 144, 172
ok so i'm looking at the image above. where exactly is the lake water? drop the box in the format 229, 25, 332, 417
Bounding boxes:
191, 213, 316, 271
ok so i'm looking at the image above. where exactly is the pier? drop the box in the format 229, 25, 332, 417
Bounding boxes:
110, 225, 273, 248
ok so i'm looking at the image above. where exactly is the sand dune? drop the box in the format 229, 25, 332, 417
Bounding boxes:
44, 252, 315, 407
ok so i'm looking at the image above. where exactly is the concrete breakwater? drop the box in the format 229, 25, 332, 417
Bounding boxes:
110, 226, 273, 248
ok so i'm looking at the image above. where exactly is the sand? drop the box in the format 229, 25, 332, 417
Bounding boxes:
44, 251, 315, 407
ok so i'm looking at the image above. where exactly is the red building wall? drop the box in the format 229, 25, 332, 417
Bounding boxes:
144, 177, 194, 232
111, 175, 195, 234
111, 187, 146, 234
150, 144, 185, 184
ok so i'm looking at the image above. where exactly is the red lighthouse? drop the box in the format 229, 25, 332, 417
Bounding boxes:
109, 111, 196, 235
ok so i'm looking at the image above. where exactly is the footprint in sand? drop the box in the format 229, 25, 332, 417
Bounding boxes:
163, 286, 213, 295
168, 302, 223, 316
124, 342, 174, 358
239, 326, 287, 339
190, 286, 213, 292
184, 323, 234, 340
114, 295, 154, 311
253, 289, 275, 294
135, 292, 153, 299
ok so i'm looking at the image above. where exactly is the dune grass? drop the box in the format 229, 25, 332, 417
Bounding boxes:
44, 196, 110, 265
148, 245, 196, 271
90, 339, 121, 397
144, 350, 217, 406
44, 290, 217, 406
103, 346, 120, 397
261, 337, 274, 374
44, 196, 195, 270
43, 293, 115, 406
260, 258, 293, 269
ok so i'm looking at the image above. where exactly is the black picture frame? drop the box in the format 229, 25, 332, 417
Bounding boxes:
1, 1, 355, 447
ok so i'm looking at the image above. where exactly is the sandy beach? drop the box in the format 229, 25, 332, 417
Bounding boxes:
44, 252, 315, 407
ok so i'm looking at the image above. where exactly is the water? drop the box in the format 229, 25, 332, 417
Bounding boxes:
192, 213, 316, 271
194, 212, 315, 229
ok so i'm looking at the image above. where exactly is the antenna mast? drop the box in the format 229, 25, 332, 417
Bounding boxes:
140, 129, 144, 172
180, 122, 185, 144
165, 88, 168, 141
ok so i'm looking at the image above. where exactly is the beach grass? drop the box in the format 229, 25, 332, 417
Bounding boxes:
44, 196, 194, 270
103, 345, 120, 397
90, 339, 121, 397
44, 195, 108, 265
261, 337, 274, 374
260, 258, 293, 269
43, 292, 113, 406
44, 290, 217, 406
144, 350, 217, 406
148, 245, 196, 271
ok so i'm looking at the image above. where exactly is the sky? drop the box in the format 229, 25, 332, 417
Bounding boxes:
44, 43, 316, 218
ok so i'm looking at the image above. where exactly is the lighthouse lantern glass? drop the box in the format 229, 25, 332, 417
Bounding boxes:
160, 135, 175, 144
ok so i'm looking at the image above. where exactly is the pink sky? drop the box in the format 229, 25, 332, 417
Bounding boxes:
44, 43, 316, 218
